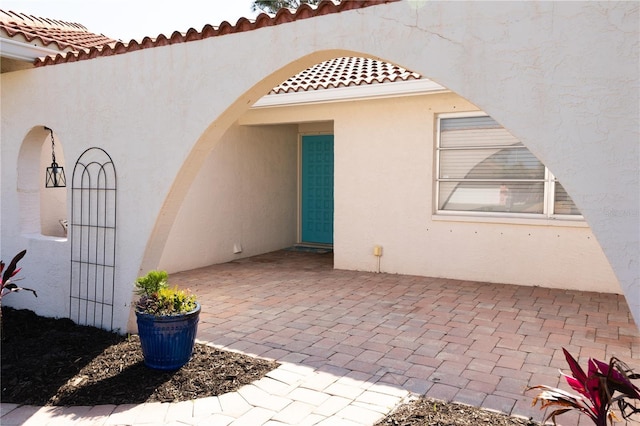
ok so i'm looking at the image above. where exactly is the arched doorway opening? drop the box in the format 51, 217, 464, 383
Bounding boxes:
17, 126, 68, 238
147, 52, 617, 304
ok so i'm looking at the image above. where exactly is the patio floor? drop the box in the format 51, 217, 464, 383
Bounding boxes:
3, 249, 639, 425
186, 249, 640, 424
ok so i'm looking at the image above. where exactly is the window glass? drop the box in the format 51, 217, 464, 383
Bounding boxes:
554, 182, 581, 215
439, 147, 544, 180
437, 114, 581, 218
439, 181, 544, 213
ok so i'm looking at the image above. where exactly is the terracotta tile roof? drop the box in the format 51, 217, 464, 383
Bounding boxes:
0, 9, 117, 52
270, 56, 421, 94
28, 0, 398, 67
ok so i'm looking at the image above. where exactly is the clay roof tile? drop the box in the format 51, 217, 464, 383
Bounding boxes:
268, 56, 421, 94
2, 0, 398, 67
0, 9, 117, 53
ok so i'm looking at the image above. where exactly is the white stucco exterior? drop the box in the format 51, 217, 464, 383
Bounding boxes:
159, 123, 299, 271
1, 1, 638, 332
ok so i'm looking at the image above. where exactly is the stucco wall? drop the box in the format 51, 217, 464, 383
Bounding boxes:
1, 1, 637, 331
242, 92, 620, 293
158, 123, 298, 273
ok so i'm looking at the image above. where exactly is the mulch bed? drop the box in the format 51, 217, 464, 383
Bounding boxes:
1, 306, 544, 425
374, 397, 541, 426
1, 307, 278, 406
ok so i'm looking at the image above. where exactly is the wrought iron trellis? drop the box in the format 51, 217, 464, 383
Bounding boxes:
70, 148, 117, 330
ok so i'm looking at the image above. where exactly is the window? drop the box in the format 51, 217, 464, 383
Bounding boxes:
436, 114, 581, 218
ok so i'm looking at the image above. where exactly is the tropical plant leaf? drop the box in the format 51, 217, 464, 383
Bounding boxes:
528, 348, 640, 426
2, 286, 37, 297
563, 348, 588, 393
2, 250, 26, 284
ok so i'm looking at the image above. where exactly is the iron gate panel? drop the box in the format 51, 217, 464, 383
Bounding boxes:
70, 148, 117, 330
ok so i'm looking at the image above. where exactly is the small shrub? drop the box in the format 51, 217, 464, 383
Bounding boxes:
134, 270, 168, 296
134, 270, 197, 316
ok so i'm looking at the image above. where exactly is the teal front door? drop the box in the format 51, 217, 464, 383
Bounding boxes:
301, 135, 334, 245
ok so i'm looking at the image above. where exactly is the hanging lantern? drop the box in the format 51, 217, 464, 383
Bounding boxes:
45, 126, 66, 188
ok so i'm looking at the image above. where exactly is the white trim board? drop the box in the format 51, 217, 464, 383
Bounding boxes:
252, 78, 449, 108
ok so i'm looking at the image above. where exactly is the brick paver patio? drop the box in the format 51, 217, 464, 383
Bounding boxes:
186, 249, 640, 424
2, 249, 638, 425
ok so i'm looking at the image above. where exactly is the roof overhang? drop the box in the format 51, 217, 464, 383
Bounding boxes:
252, 78, 449, 108
0, 37, 60, 62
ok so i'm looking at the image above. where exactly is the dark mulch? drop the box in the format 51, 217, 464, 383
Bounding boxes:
1, 306, 544, 425
374, 397, 542, 426
1, 307, 278, 406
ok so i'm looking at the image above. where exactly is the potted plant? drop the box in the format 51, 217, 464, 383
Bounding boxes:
134, 270, 200, 370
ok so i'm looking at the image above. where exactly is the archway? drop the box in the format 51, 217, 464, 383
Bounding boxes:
144, 50, 616, 294
30, 1, 626, 330
17, 126, 68, 238
147, 2, 636, 323
139, 50, 359, 274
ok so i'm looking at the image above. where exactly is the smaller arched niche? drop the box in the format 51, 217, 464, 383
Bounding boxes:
17, 126, 68, 238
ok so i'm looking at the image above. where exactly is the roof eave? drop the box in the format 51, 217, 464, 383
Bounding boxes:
1, 36, 60, 62
251, 78, 449, 108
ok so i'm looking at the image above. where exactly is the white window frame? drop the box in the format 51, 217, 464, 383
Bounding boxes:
435, 112, 583, 221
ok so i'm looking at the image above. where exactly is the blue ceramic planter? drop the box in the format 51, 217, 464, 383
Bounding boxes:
135, 303, 200, 370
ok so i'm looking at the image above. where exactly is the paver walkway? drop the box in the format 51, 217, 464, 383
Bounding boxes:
2, 250, 639, 425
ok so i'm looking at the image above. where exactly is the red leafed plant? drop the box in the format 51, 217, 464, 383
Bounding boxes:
1, 250, 37, 339
528, 348, 640, 425
1, 250, 37, 302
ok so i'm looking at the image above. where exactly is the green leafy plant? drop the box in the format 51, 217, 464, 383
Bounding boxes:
134, 270, 197, 316
251, 0, 323, 14
134, 270, 168, 297
528, 348, 640, 425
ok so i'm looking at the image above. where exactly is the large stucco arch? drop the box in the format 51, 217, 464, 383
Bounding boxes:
141, 1, 638, 325
138, 49, 357, 275
2, 1, 637, 332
